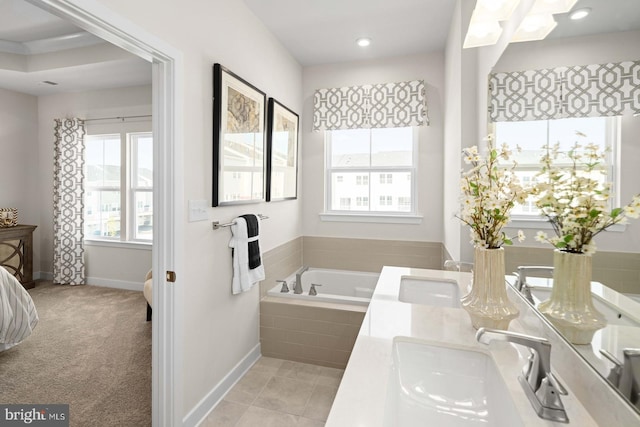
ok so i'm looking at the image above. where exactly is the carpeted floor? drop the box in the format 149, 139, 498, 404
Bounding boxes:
0, 281, 151, 426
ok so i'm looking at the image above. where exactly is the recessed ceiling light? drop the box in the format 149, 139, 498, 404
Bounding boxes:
356, 38, 371, 47
569, 7, 591, 20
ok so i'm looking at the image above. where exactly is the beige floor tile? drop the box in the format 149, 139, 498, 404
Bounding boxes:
302, 384, 339, 421
252, 356, 285, 375
235, 406, 299, 427
297, 417, 325, 427
314, 366, 343, 388
201, 400, 248, 427
224, 370, 272, 405
276, 360, 323, 384
253, 376, 315, 415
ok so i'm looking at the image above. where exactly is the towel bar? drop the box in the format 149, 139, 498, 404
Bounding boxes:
212, 214, 269, 230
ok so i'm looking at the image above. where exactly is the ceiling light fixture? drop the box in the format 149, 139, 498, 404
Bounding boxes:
531, 0, 578, 15
511, 13, 557, 43
356, 38, 371, 47
463, 20, 503, 48
569, 7, 591, 20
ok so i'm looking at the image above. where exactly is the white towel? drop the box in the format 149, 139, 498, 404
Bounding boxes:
229, 216, 265, 294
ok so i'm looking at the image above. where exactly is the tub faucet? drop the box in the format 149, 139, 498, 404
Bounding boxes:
600, 348, 640, 409
294, 266, 309, 294
276, 280, 289, 293
514, 266, 554, 304
309, 283, 322, 296
476, 328, 569, 423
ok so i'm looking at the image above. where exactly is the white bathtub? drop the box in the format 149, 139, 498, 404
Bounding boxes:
267, 268, 380, 306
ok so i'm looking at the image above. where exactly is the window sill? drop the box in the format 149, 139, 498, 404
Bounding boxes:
507, 218, 627, 232
319, 212, 423, 224
84, 239, 153, 250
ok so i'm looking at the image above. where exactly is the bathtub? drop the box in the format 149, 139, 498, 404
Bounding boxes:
266, 268, 380, 306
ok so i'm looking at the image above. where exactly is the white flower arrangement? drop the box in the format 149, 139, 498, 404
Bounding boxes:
532, 133, 640, 254
458, 136, 527, 249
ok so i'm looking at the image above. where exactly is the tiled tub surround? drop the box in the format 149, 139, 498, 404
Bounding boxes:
326, 266, 640, 426
260, 298, 366, 369
259, 237, 304, 299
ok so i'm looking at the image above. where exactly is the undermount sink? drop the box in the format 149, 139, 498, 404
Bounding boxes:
398, 277, 460, 307
530, 287, 640, 327
384, 338, 523, 427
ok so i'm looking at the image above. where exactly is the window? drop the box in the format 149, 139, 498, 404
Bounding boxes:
494, 116, 619, 218
85, 129, 153, 242
326, 127, 416, 214
339, 198, 352, 209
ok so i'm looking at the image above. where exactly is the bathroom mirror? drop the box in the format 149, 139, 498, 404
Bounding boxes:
493, 0, 640, 414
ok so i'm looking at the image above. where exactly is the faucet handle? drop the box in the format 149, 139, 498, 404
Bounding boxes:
276, 280, 289, 293
309, 283, 322, 296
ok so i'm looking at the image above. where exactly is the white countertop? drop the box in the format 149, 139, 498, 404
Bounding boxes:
325, 266, 598, 427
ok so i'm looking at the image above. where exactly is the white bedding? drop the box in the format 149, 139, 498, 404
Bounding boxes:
0, 266, 38, 348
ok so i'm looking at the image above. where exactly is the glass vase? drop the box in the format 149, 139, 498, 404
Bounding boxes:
461, 246, 519, 330
538, 250, 606, 345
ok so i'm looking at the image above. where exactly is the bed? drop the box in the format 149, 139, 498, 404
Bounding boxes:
0, 266, 38, 351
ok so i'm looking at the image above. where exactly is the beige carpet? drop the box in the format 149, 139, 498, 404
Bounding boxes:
0, 281, 151, 426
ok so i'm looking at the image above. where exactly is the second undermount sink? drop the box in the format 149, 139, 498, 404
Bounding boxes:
384, 338, 523, 427
398, 277, 460, 307
530, 287, 640, 327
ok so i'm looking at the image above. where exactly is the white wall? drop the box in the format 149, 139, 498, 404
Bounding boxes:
75, 0, 304, 418
496, 31, 640, 253
37, 84, 153, 283
301, 53, 445, 243
0, 87, 40, 265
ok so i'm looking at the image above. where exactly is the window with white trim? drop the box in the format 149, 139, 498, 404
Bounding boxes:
325, 127, 416, 214
494, 116, 619, 218
85, 127, 153, 242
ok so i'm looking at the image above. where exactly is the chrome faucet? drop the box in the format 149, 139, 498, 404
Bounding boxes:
600, 348, 640, 409
476, 328, 569, 423
294, 266, 309, 294
276, 280, 289, 293
309, 283, 322, 296
514, 266, 554, 304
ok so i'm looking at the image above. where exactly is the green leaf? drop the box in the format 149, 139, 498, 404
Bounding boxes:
610, 207, 622, 218
563, 235, 573, 243
589, 209, 600, 218
491, 149, 497, 160
556, 241, 567, 248
503, 238, 513, 245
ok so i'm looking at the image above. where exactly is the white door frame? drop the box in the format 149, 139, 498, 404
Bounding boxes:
28, 1, 184, 426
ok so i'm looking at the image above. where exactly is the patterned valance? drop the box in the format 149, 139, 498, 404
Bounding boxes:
489, 60, 640, 122
313, 80, 428, 131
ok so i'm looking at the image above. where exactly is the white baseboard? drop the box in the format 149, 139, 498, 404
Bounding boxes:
182, 344, 262, 427
86, 277, 144, 291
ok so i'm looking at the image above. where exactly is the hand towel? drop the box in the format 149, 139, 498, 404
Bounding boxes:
229, 215, 265, 294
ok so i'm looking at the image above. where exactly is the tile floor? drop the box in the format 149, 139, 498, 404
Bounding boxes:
201, 357, 343, 427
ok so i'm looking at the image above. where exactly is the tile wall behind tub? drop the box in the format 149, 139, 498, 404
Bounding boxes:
302, 236, 445, 273
505, 246, 640, 295
259, 237, 303, 298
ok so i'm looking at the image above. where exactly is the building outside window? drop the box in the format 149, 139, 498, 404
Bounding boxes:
85, 127, 153, 242
325, 127, 416, 214
494, 116, 619, 218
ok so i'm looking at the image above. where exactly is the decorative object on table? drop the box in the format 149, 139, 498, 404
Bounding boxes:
457, 136, 527, 330
212, 63, 266, 207
0, 208, 18, 228
532, 135, 640, 344
266, 98, 299, 202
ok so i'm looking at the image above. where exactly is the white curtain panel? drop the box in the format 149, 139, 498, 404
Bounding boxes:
53, 118, 86, 285
313, 79, 428, 131
489, 60, 640, 122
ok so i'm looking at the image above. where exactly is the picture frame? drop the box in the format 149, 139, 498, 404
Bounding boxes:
0, 208, 18, 228
266, 98, 299, 201
212, 63, 267, 206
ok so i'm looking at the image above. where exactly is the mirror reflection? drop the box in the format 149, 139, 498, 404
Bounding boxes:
492, 0, 640, 413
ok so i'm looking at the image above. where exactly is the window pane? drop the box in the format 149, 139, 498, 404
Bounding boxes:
133, 133, 153, 188
371, 127, 412, 166
84, 190, 121, 238
548, 117, 607, 153
494, 121, 547, 166
330, 129, 370, 167
134, 191, 153, 240
370, 172, 412, 212
85, 134, 120, 187
330, 172, 369, 211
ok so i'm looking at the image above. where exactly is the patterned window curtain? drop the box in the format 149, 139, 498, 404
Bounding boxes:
313, 79, 428, 131
53, 118, 86, 285
489, 60, 640, 122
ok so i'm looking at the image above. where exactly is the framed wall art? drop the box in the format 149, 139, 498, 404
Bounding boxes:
0, 208, 18, 227
266, 98, 299, 202
212, 63, 266, 206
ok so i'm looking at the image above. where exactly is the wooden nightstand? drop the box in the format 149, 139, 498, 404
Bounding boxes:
0, 224, 37, 289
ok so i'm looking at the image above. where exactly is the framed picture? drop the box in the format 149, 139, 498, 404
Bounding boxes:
212, 63, 266, 206
0, 208, 18, 228
266, 98, 299, 201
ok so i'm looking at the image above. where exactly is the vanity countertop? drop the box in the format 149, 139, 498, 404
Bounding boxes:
325, 266, 598, 427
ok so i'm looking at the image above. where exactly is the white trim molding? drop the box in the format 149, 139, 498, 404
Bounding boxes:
86, 277, 144, 291
320, 212, 423, 224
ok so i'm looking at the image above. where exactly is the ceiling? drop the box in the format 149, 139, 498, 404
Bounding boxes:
242, 0, 456, 66
1, 0, 639, 96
